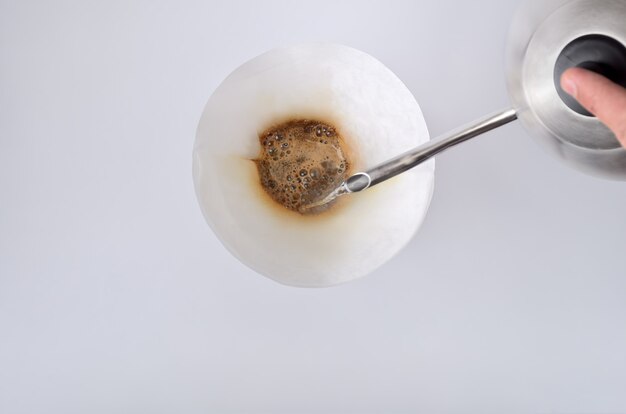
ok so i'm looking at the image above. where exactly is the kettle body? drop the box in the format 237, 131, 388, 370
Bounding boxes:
506, 0, 626, 180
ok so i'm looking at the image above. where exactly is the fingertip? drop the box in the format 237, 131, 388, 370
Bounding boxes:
561, 69, 578, 97
560, 68, 626, 145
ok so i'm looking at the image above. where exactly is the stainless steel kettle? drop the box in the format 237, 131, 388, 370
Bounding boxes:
507, 0, 626, 180
335, 0, 626, 198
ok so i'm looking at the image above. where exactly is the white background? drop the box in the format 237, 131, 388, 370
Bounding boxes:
2, 0, 626, 413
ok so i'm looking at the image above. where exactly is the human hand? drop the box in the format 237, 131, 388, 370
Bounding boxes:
561, 67, 626, 148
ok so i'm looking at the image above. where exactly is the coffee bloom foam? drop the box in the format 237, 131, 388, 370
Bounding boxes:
193, 43, 435, 287
256, 119, 351, 214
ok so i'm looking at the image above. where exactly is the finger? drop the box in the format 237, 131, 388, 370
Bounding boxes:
561, 67, 626, 147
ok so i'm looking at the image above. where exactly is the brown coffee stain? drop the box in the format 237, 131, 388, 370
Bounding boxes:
254, 118, 354, 215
